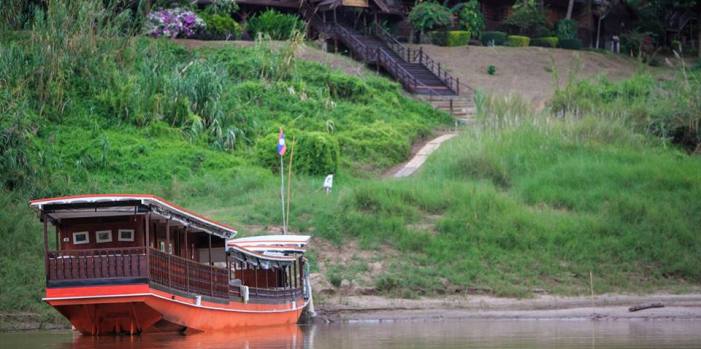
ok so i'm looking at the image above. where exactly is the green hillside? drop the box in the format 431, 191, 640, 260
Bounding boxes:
1, 1, 701, 326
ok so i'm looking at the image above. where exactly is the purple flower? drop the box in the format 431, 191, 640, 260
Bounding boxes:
144, 7, 205, 38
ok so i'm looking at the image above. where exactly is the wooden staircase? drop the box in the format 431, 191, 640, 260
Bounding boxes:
310, 19, 474, 119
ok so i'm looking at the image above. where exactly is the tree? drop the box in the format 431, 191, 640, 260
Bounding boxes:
504, 0, 549, 36
624, 0, 700, 53
408, 1, 452, 41
457, 0, 486, 39
566, 0, 575, 19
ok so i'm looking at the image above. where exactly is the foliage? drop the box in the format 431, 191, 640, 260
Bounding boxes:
480, 31, 507, 46
555, 19, 578, 40
507, 35, 530, 47
0, 0, 449, 186
550, 71, 701, 152
558, 38, 582, 50
503, 0, 549, 36
487, 65, 496, 75
199, 12, 241, 39
145, 7, 205, 38
254, 131, 340, 175
408, 1, 452, 33
531, 36, 559, 48
431, 30, 471, 46
3, 0, 701, 318
206, 0, 239, 15
620, 30, 654, 58
457, 0, 485, 39
247, 10, 303, 40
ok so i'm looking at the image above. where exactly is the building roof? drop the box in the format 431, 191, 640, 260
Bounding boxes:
29, 194, 238, 239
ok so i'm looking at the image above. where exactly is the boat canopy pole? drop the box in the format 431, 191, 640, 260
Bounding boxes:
43, 215, 48, 275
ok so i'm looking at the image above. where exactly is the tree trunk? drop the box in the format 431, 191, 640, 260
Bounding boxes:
698, 6, 701, 58
566, 0, 575, 20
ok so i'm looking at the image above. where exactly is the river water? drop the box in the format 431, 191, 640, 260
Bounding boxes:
3, 320, 701, 349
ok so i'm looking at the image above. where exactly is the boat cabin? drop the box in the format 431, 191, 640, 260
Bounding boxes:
30, 195, 310, 334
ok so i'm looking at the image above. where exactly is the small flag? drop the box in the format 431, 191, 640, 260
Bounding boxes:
277, 128, 287, 156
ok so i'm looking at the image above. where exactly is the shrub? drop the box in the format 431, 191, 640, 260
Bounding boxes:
247, 10, 303, 40
206, 0, 238, 15
503, 0, 548, 36
145, 8, 205, 38
555, 19, 578, 40
199, 13, 241, 39
457, 0, 485, 39
431, 30, 471, 47
487, 65, 496, 75
326, 73, 369, 99
294, 132, 340, 176
559, 38, 582, 50
533, 25, 554, 38
692, 59, 701, 71
408, 1, 452, 34
481, 31, 507, 46
531, 36, 559, 48
507, 35, 530, 47
254, 131, 339, 175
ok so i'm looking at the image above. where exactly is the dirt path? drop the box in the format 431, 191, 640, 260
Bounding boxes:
389, 133, 456, 178
314, 293, 701, 322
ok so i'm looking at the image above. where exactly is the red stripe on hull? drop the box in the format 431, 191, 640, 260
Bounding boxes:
45, 284, 306, 335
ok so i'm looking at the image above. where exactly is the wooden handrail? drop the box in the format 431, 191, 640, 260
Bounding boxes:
371, 23, 460, 95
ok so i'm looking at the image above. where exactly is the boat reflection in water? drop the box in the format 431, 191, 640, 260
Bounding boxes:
67, 324, 309, 349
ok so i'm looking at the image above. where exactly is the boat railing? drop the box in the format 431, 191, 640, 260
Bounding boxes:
46, 247, 148, 282
247, 287, 303, 301
46, 247, 303, 303
149, 248, 229, 299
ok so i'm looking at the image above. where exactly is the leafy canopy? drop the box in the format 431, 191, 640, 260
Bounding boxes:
503, 0, 549, 36
457, 0, 485, 39
409, 1, 452, 33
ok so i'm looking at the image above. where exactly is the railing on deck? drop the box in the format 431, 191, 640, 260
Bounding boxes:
46, 247, 300, 303
149, 248, 229, 299
47, 247, 148, 281
248, 287, 303, 301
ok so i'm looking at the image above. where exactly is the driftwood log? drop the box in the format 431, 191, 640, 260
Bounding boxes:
628, 302, 664, 312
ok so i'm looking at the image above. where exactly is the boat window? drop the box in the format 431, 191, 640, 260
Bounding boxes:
96, 230, 112, 243
118, 229, 135, 242
73, 231, 89, 245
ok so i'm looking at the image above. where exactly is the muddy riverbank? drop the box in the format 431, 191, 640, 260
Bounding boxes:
313, 293, 701, 323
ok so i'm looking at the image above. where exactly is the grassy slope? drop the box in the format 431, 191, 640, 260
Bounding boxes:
1, 5, 700, 324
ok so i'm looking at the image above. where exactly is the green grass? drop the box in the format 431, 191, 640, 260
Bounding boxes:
1, 0, 701, 322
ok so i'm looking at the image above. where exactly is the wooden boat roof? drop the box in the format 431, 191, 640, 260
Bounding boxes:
227, 235, 310, 253
29, 194, 237, 239
226, 235, 310, 267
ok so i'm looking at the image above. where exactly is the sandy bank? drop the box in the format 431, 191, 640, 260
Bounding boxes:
314, 293, 701, 322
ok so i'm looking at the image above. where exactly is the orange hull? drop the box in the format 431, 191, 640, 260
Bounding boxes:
45, 284, 307, 335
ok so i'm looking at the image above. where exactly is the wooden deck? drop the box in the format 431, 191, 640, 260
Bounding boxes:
46, 247, 301, 303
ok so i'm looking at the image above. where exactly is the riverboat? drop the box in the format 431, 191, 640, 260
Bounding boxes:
30, 194, 311, 335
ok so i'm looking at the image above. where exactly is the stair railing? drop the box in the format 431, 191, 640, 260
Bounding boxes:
334, 24, 376, 63
330, 23, 447, 101
371, 23, 461, 95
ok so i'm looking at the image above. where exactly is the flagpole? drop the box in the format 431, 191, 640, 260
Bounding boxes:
280, 154, 286, 235
286, 138, 296, 230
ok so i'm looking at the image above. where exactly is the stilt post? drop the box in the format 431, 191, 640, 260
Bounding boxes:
184, 228, 189, 292
145, 213, 150, 278
43, 215, 48, 281
209, 234, 213, 297
166, 219, 171, 288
